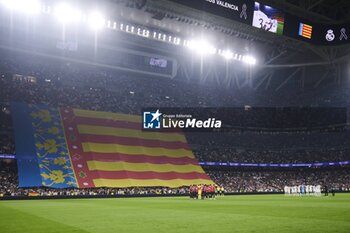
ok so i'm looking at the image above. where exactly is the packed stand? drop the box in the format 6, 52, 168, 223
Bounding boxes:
1, 50, 350, 116
0, 52, 240, 114
187, 132, 350, 150
207, 168, 350, 193
0, 159, 18, 196
0, 159, 188, 197
0, 106, 15, 154
193, 147, 350, 164
1, 159, 349, 197
188, 132, 350, 163
2, 186, 188, 198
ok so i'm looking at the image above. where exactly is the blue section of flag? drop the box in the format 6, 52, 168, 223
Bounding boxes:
298, 23, 303, 36
11, 102, 42, 187
11, 103, 77, 188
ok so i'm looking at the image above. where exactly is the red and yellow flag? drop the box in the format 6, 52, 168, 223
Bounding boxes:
299, 23, 313, 39
60, 108, 213, 188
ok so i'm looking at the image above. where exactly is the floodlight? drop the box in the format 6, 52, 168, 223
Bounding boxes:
54, 3, 81, 24
187, 40, 217, 55
221, 50, 234, 60
1, 0, 41, 15
243, 55, 257, 65
88, 11, 105, 30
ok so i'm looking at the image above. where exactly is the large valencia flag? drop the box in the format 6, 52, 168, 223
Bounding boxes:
12, 103, 213, 188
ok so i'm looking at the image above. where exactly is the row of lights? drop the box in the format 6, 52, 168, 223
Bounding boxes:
183, 40, 256, 64
0, 0, 257, 65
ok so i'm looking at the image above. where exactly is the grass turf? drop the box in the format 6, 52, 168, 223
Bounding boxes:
0, 194, 350, 233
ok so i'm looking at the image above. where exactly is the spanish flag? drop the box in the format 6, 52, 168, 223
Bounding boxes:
60, 108, 213, 188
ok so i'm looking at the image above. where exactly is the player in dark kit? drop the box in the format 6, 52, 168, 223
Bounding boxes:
209, 185, 216, 199
189, 185, 195, 199
190, 185, 199, 199
331, 187, 336, 197
202, 185, 207, 199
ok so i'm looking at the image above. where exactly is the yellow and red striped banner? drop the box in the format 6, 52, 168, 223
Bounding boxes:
299, 23, 313, 39
60, 108, 213, 188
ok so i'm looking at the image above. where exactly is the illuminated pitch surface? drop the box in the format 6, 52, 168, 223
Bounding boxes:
1, 194, 349, 233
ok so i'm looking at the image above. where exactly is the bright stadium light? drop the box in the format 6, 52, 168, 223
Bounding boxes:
187, 39, 217, 55
221, 50, 234, 60
1, 0, 41, 15
243, 55, 257, 65
88, 11, 105, 30
53, 3, 81, 24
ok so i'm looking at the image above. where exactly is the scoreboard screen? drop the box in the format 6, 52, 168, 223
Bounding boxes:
252, 2, 285, 35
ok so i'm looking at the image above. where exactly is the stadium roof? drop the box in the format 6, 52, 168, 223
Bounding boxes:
2, 0, 349, 89
120, 0, 350, 63
114, 0, 350, 89
284, 0, 350, 23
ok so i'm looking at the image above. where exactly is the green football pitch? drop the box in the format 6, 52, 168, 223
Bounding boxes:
1, 194, 350, 233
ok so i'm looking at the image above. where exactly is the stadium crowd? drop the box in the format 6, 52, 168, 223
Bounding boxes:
188, 132, 350, 163
0, 106, 14, 154
0, 52, 236, 114
2, 51, 350, 161
187, 132, 350, 150
0, 160, 188, 197
1, 185, 188, 198
1, 160, 349, 197
193, 147, 350, 164
1, 50, 350, 116
207, 168, 350, 193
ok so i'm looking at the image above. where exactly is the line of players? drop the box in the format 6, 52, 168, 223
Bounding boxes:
284, 185, 322, 196
189, 184, 224, 199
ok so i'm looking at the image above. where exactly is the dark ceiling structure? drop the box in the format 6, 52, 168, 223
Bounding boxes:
100, 0, 350, 89
285, 0, 350, 23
